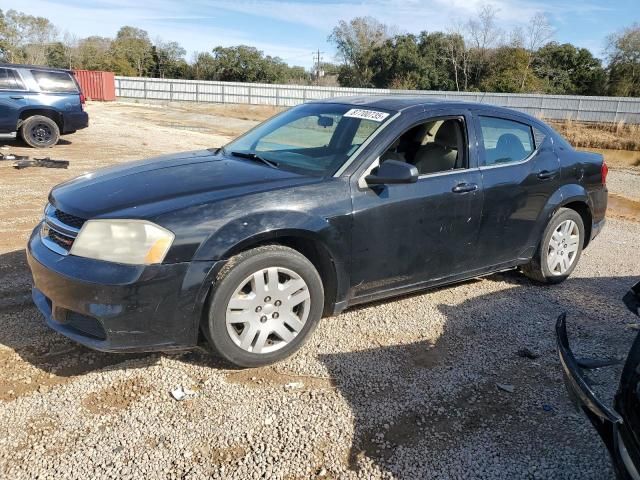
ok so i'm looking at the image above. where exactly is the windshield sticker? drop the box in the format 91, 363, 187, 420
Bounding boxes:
343, 109, 390, 122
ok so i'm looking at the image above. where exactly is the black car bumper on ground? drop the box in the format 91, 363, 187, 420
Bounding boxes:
557, 313, 640, 480
27, 224, 221, 352
62, 111, 89, 134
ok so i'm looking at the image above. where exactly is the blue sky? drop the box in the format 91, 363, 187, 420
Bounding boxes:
2, 0, 638, 68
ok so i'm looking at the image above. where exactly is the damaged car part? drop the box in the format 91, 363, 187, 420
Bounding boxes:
13, 157, 69, 169
557, 281, 640, 480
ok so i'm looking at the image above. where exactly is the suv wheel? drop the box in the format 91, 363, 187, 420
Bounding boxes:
21, 115, 60, 148
204, 245, 324, 368
522, 208, 585, 284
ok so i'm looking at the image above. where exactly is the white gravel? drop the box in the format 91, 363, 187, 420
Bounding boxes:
607, 169, 640, 201
1, 218, 638, 479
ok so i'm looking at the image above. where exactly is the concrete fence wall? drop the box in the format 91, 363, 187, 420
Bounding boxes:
115, 76, 640, 124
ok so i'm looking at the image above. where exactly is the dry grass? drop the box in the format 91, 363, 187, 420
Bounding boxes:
549, 119, 640, 151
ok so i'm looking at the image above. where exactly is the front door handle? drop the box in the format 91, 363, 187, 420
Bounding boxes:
10, 95, 24, 100
537, 170, 558, 180
452, 182, 478, 193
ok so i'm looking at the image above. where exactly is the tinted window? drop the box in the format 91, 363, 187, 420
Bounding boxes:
0, 68, 25, 90
225, 103, 387, 176
257, 114, 340, 151
31, 70, 78, 93
479, 116, 534, 166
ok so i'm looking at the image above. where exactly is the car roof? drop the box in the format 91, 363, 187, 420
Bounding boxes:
311, 95, 543, 125
0, 63, 73, 73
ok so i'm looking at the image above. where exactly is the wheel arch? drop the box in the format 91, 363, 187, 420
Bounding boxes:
531, 184, 593, 252
559, 200, 592, 248
18, 108, 63, 131
199, 227, 347, 319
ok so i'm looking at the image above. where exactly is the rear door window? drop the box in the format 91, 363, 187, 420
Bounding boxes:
478, 116, 534, 166
0, 68, 25, 90
31, 70, 78, 93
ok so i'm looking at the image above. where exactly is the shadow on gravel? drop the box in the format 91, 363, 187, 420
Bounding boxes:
320, 272, 639, 477
0, 250, 156, 396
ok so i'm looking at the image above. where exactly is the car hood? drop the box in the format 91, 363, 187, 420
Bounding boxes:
49, 149, 316, 219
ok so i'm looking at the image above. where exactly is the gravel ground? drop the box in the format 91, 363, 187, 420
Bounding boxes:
1, 102, 639, 479
608, 169, 640, 201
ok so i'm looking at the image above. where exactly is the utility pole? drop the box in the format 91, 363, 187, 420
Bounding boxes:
313, 49, 324, 85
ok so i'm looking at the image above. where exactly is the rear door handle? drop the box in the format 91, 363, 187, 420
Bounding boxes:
452, 183, 478, 193
537, 170, 558, 180
10, 95, 24, 100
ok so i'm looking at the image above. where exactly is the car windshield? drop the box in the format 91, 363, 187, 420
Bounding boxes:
223, 103, 392, 176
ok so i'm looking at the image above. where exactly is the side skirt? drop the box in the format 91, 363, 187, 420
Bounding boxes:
342, 260, 525, 311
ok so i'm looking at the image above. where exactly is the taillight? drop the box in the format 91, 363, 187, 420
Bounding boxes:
601, 161, 608, 185
79, 93, 86, 110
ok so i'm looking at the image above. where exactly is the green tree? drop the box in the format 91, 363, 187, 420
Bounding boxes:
191, 51, 217, 80
75, 36, 113, 71
45, 41, 68, 68
329, 16, 392, 87
368, 32, 455, 90
110, 26, 154, 76
534, 42, 606, 95
482, 46, 544, 92
0, 9, 9, 62
208, 45, 295, 83
152, 40, 187, 78
607, 23, 640, 97
2, 9, 57, 64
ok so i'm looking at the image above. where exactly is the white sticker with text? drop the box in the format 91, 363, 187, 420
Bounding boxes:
343, 108, 390, 122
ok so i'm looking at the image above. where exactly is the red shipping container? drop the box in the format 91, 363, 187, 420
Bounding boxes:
73, 70, 116, 101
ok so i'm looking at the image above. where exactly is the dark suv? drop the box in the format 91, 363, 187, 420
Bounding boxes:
27, 97, 608, 367
0, 64, 88, 148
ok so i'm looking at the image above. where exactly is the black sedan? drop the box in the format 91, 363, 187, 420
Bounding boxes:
27, 97, 608, 367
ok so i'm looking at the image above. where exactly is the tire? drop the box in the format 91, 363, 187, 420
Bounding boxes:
20, 115, 60, 148
521, 208, 585, 284
204, 245, 324, 368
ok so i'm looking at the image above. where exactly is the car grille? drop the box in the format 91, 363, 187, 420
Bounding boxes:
41, 205, 85, 255
53, 209, 85, 229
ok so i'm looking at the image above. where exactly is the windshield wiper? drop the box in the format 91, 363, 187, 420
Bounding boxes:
229, 150, 279, 169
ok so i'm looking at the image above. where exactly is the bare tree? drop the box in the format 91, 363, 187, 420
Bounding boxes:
444, 25, 469, 91
519, 12, 554, 90
466, 4, 503, 86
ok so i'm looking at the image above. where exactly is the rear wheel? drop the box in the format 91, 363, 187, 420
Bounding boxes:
522, 208, 584, 284
204, 245, 324, 368
20, 115, 60, 148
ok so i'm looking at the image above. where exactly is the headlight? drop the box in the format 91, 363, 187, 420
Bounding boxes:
70, 220, 175, 265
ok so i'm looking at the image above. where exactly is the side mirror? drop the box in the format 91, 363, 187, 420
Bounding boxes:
365, 160, 419, 185
317, 116, 334, 128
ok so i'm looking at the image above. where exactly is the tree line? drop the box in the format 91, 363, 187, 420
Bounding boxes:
1, 7, 638, 96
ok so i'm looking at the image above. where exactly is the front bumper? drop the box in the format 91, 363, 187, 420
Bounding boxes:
27, 225, 220, 352
62, 111, 89, 133
556, 314, 639, 480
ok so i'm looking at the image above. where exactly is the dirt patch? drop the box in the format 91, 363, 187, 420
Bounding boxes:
81, 377, 152, 414
226, 366, 334, 390
608, 194, 640, 223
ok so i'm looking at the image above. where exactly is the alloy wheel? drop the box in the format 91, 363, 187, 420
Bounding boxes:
225, 266, 310, 354
547, 219, 580, 275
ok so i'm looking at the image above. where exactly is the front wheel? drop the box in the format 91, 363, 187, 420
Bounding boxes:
20, 115, 60, 148
204, 245, 324, 368
522, 208, 585, 284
